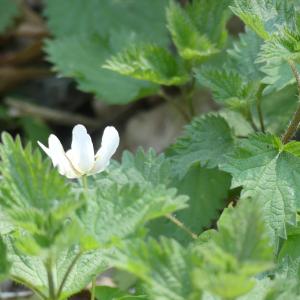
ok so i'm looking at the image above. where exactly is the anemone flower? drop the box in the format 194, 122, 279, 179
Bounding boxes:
38, 124, 119, 178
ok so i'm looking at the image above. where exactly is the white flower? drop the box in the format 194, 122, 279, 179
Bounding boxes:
38, 124, 119, 178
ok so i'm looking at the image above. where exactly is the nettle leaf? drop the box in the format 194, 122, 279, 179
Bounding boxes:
5, 236, 109, 300
196, 68, 257, 108
121, 148, 171, 186
45, 33, 158, 104
226, 28, 264, 82
0, 133, 82, 253
220, 134, 300, 240
45, 0, 169, 103
230, 0, 296, 40
78, 182, 188, 246
261, 85, 298, 134
194, 199, 273, 299
0, 0, 20, 34
108, 238, 200, 300
103, 45, 189, 86
257, 29, 300, 93
150, 165, 231, 244
166, 1, 219, 62
45, 0, 169, 45
167, 114, 235, 178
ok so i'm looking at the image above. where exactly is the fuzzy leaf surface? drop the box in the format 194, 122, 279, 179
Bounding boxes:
45, 34, 158, 104
230, 0, 296, 40
167, 115, 234, 178
221, 134, 300, 239
103, 45, 189, 86
194, 200, 273, 299
108, 238, 200, 300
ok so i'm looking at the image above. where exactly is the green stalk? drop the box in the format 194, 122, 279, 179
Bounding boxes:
256, 84, 266, 133
91, 277, 96, 300
282, 61, 300, 144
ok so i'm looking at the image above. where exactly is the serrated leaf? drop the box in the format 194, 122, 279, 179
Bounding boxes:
44, 0, 169, 103
166, 2, 219, 62
5, 236, 109, 300
0, 133, 82, 253
104, 45, 189, 86
230, 0, 296, 40
149, 165, 231, 245
196, 68, 257, 108
167, 115, 234, 178
45, 0, 169, 46
78, 182, 188, 246
256, 29, 300, 93
220, 134, 300, 239
121, 148, 171, 186
45, 33, 158, 104
108, 238, 200, 300
0, 0, 20, 34
226, 28, 264, 82
194, 199, 273, 299
261, 84, 298, 134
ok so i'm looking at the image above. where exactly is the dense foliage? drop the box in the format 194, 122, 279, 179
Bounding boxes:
2, 0, 300, 299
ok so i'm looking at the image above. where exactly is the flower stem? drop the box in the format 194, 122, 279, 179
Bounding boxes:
166, 214, 197, 240
90, 277, 96, 300
256, 84, 266, 133
282, 61, 300, 144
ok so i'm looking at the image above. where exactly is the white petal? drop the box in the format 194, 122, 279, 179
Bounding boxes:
89, 126, 119, 174
38, 135, 79, 179
70, 124, 94, 173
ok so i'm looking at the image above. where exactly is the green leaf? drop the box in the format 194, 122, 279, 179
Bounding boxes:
0, 133, 83, 253
196, 68, 257, 109
166, 1, 219, 62
230, 0, 296, 40
226, 28, 264, 82
167, 114, 234, 178
256, 29, 300, 93
220, 134, 300, 239
194, 199, 273, 299
0, 0, 19, 34
78, 182, 188, 246
150, 165, 231, 244
121, 148, 171, 186
45, 33, 158, 104
5, 236, 109, 300
260, 84, 298, 134
44, 0, 169, 103
95, 286, 147, 300
108, 238, 200, 300
45, 0, 169, 46
103, 45, 189, 86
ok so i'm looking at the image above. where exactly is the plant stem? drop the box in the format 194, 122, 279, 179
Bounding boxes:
166, 214, 197, 240
282, 61, 300, 144
56, 252, 82, 300
91, 277, 96, 300
80, 175, 89, 201
246, 107, 259, 132
159, 90, 191, 122
256, 84, 266, 133
45, 257, 56, 300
